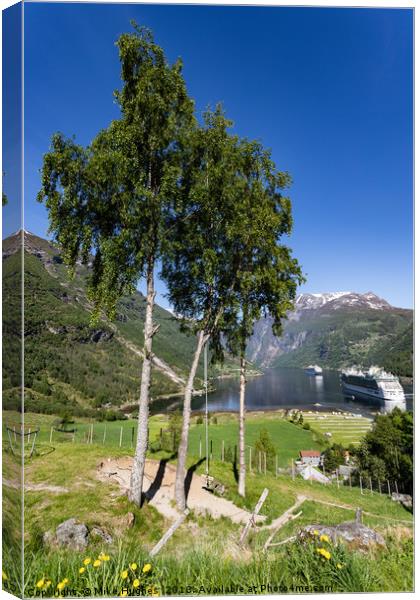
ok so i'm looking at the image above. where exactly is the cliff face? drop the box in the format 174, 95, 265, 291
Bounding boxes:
247, 293, 413, 376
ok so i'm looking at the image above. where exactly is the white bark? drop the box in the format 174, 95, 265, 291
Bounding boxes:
175, 330, 207, 510
238, 354, 246, 497
129, 262, 155, 506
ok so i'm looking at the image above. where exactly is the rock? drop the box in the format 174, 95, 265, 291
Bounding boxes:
90, 527, 113, 544
44, 518, 89, 551
391, 493, 412, 510
300, 510, 385, 549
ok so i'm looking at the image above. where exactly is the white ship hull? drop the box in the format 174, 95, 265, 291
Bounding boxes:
341, 382, 405, 404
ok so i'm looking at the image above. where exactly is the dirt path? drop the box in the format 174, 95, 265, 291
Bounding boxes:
97, 457, 266, 525
3, 478, 69, 493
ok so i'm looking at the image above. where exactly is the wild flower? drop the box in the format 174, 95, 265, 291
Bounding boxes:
83, 558, 91, 566
57, 580, 67, 591
36, 578, 45, 589
93, 560, 102, 568
316, 548, 331, 560
130, 563, 138, 571
133, 579, 140, 588
337, 563, 343, 569
79, 567, 85, 575
2, 571, 8, 582
320, 534, 330, 543
143, 563, 152, 573
99, 553, 110, 561
121, 570, 128, 580
313, 530, 319, 536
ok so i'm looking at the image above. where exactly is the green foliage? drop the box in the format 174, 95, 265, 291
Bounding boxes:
356, 408, 413, 494
253, 428, 276, 469
323, 443, 346, 472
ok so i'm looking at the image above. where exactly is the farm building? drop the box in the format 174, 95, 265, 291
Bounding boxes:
298, 449, 322, 466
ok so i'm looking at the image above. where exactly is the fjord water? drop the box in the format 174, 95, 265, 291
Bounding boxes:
191, 368, 413, 415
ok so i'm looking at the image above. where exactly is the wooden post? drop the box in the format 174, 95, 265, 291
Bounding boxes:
72, 432, 75, 443
13, 427, 16, 442
359, 475, 363, 495
239, 488, 269, 546
28, 428, 31, 446
258, 451, 262, 474
150, 509, 189, 557
349, 473, 352, 488
131, 427, 135, 448
210, 440, 213, 460
103, 425, 107, 445
119, 426, 123, 448
387, 480, 391, 497
29, 431, 37, 457
221, 440, 225, 462
49, 427, 53, 444
91, 424, 94, 444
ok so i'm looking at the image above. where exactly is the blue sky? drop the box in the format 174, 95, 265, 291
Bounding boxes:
3, 2, 413, 308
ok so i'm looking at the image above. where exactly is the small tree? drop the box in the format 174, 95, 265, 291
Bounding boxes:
323, 443, 346, 472
37, 23, 195, 506
254, 429, 276, 470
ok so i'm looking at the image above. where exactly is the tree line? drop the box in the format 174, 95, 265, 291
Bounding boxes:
37, 22, 304, 509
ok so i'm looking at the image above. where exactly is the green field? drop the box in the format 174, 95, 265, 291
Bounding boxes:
3, 411, 326, 468
301, 411, 373, 446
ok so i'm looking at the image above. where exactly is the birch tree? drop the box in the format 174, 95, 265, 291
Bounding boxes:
37, 23, 194, 506
161, 107, 243, 510
222, 138, 304, 497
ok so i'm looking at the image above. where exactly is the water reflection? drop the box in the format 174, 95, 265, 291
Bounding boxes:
189, 368, 413, 415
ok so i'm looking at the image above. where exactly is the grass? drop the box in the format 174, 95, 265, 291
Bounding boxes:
301, 411, 372, 445
2, 410, 413, 596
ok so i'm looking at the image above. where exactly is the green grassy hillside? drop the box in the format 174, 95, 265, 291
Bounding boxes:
2, 232, 237, 417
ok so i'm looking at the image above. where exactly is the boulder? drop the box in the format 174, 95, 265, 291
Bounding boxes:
300, 509, 385, 549
43, 518, 89, 551
391, 493, 412, 510
90, 526, 113, 544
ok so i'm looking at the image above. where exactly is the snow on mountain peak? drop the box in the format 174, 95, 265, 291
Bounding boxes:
295, 291, 392, 311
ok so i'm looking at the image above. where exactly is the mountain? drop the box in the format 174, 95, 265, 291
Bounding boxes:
2, 231, 236, 417
247, 292, 413, 376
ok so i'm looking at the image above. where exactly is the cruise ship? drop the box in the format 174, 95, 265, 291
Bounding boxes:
305, 365, 323, 376
340, 366, 406, 407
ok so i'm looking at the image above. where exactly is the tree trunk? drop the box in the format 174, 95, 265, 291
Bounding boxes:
129, 261, 155, 506
175, 330, 206, 510
238, 353, 246, 497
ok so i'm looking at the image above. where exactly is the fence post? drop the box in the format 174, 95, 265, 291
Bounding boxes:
103, 425, 107, 445
210, 440, 213, 460
258, 451, 262, 474
349, 473, 352, 488
359, 475, 363, 495
131, 427, 135, 448
91, 424, 94, 444
49, 427, 53, 444
119, 427, 123, 448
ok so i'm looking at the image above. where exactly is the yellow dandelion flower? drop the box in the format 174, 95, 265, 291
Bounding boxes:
44, 580, 52, 589
79, 567, 85, 575
36, 578, 45, 589
120, 591, 128, 597
313, 530, 319, 536
93, 560, 101, 568
57, 581, 66, 591
316, 548, 331, 560
133, 579, 140, 588
320, 534, 330, 543
100, 554, 110, 561
130, 563, 138, 571
83, 558, 91, 566
2, 571, 8, 582
62, 578, 69, 584
337, 563, 343, 570
121, 570, 128, 580
142, 563, 152, 573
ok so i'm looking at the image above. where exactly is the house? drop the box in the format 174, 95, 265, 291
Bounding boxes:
299, 450, 321, 467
